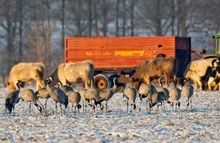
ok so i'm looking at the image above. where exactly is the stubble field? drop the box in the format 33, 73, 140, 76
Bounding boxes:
0, 86, 220, 143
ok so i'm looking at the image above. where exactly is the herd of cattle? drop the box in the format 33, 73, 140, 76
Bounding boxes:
4, 56, 220, 114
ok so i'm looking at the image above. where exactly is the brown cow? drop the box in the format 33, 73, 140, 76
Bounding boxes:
7, 62, 45, 91
132, 57, 178, 88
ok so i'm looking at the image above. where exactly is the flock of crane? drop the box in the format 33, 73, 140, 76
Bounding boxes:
5, 75, 194, 115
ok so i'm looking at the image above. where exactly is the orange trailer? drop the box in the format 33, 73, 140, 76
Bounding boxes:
65, 36, 191, 90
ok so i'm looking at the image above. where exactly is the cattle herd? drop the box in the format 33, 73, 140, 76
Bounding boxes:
4, 56, 220, 115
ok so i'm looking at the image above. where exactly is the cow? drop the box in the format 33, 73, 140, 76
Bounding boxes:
47, 60, 94, 89
182, 58, 219, 90
132, 57, 178, 88
211, 66, 220, 91
7, 62, 45, 92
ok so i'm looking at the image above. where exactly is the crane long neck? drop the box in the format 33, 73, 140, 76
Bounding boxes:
110, 78, 117, 93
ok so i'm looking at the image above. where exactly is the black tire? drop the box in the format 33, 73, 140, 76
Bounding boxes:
94, 74, 109, 91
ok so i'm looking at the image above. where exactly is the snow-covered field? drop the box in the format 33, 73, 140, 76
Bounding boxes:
0, 86, 220, 143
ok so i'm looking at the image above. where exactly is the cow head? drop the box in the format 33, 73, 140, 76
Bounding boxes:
212, 59, 220, 68
6, 82, 16, 92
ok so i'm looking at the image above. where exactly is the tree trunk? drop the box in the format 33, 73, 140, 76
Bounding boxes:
45, 0, 51, 75
93, 0, 99, 36
88, 0, 92, 37
171, 0, 175, 35
76, 0, 82, 36
61, 0, 65, 60
155, 0, 162, 36
102, 0, 108, 36
116, 0, 119, 37
19, 0, 23, 61
130, 0, 134, 36
122, 0, 126, 36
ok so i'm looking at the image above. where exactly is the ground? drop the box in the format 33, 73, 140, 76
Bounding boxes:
0, 86, 220, 143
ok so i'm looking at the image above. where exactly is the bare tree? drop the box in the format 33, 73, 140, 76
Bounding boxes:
0, 0, 19, 74
22, 0, 52, 69
93, 0, 99, 36
18, 0, 23, 61
101, 0, 109, 36
75, 0, 82, 36
122, 0, 126, 36
130, 0, 134, 36
88, 0, 92, 37
61, 0, 65, 61
136, 0, 171, 35
170, 0, 175, 35
45, 0, 52, 74
116, 0, 119, 36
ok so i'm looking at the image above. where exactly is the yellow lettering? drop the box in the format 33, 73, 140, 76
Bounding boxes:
86, 51, 112, 56
114, 51, 145, 56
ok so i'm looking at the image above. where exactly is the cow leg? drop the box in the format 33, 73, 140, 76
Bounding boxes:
207, 77, 215, 91
163, 75, 169, 88
166, 76, 171, 88
143, 76, 150, 85
194, 76, 203, 90
197, 80, 203, 91
213, 82, 219, 91
35, 74, 44, 90
84, 79, 89, 89
194, 82, 198, 90
85, 79, 92, 89
36, 81, 41, 91
194, 81, 199, 90
173, 75, 177, 87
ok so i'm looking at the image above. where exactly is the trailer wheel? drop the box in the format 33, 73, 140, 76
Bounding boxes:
94, 74, 109, 91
